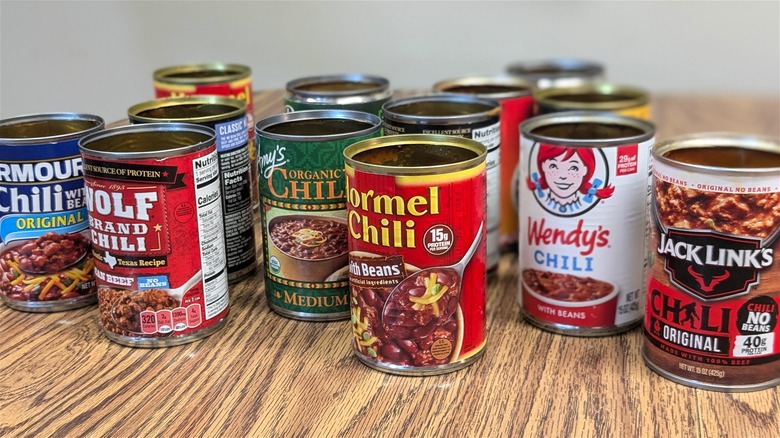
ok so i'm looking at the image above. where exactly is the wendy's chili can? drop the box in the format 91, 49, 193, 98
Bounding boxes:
0, 113, 104, 312
153, 63, 259, 208
506, 58, 605, 89
433, 76, 535, 251
128, 96, 256, 283
534, 83, 651, 120
79, 123, 229, 347
519, 112, 655, 335
344, 134, 487, 375
256, 110, 382, 321
284, 74, 391, 116
382, 95, 501, 271
643, 133, 780, 391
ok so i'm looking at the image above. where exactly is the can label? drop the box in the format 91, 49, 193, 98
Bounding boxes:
83, 147, 229, 339
644, 159, 780, 386
519, 137, 653, 331
498, 95, 534, 249
347, 162, 487, 369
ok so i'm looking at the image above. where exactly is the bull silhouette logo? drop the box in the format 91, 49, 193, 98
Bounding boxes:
687, 266, 731, 293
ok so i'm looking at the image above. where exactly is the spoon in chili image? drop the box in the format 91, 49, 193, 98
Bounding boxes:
381, 222, 483, 341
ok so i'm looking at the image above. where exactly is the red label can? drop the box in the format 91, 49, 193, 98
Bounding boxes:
79, 123, 229, 347
344, 134, 487, 375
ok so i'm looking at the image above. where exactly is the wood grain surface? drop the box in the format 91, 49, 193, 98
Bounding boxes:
1, 90, 778, 438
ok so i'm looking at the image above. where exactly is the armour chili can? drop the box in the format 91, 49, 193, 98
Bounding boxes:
643, 133, 780, 391
534, 83, 651, 121
519, 112, 655, 336
284, 74, 392, 116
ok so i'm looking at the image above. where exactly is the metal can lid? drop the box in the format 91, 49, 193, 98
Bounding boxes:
433, 75, 534, 99
255, 110, 381, 142
0, 113, 104, 145
653, 132, 780, 176
534, 83, 649, 112
128, 96, 246, 125
382, 94, 500, 125
521, 111, 655, 147
153, 63, 251, 85
79, 123, 216, 159
506, 58, 605, 81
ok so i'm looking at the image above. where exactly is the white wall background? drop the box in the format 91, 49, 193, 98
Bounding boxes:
1, 1, 778, 123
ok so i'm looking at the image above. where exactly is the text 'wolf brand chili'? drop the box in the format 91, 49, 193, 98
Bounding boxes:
128, 96, 257, 283
519, 112, 655, 335
433, 76, 535, 251
506, 58, 605, 89
344, 134, 487, 376
534, 83, 651, 120
79, 123, 229, 347
0, 113, 104, 312
644, 134, 780, 391
284, 74, 392, 116
256, 110, 382, 321
382, 95, 501, 271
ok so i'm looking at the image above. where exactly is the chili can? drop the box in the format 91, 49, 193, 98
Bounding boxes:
433, 76, 535, 252
506, 58, 605, 89
153, 63, 259, 209
128, 96, 257, 283
534, 83, 651, 120
79, 123, 229, 347
519, 112, 655, 335
284, 74, 391, 116
643, 133, 780, 391
256, 110, 382, 321
382, 95, 502, 271
0, 113, 104, 312
344, 134, 487, 375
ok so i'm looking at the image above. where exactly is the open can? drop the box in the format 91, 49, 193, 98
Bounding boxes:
284, 74, 392, 116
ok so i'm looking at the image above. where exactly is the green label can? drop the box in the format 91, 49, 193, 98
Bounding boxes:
284, 74, 391, 116
255, 110, 382, 320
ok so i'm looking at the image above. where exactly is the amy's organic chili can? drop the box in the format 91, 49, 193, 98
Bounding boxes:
534, 83, 651, 120
433, 76, 535, 251
284, 74, 391, 116
256, 110, 382, 321
344, 134, 487, 376
519, 112, 655, 335
644, 133, 780, 391
506, 58, 605, 89
79, 123, 229, 347
128, 96, 256, 283
382, 95, 501, 271
153, 63, 259, 208
0, 113, 104, 312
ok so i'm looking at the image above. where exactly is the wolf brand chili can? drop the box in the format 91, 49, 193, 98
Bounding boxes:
79, 123, 229, 347
519, 112, 655, 335
382, 95, 501, 271
535, 84, 651, 120
643, 134, 780, 391
506, 58, 605, 89
433, 76, 535, 252
344, 134, 487, 376
284, 74, 391, 116
128, 96, 256, 283
153, 63, 259, 208
0, 113, 104, 312
256, 110, 381, 321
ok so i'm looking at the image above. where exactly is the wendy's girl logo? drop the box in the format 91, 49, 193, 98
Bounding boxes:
526, 143, 614, 217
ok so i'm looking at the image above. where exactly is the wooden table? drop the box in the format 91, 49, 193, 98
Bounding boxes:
1, 91, 778, 437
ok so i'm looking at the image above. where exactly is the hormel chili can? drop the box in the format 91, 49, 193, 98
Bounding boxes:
433, 76, 535, 252
506, 58, 605, 89
344, 134, 487, 376
128, 96, 257, 283
382, 95, 501, 271
284, 74, 392, 116
534, 83, 651, 120
0, 113, 104, 312
79, 123, 229, 347
519, 112, 655, 335
153, 63, 259, 209
644, 134, 780, 391
256, 110, 382, 321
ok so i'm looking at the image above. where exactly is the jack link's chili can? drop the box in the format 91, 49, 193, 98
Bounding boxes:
643, 134, 780, 391
128, 96, 256, 283
519, 112, 655, 335
79, 123, 229, 347
534, 83, 651, 120
433, 76, 535, 252
506, 58, 605, 89
153, 63, 259, 209
344, 134, 487, 375
284, 74, 392, 116
382, 95, 501, 271
0, 113, 104, 312
256, 110, 382, 321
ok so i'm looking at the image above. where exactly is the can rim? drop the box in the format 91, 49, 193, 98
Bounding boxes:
506, 58, 604, 80
286, 73, 390, 97
432, 75, 535, 99
0, 113, 105, 145
78, 122, 216, 158
520, 111, 656, 147
653, 132, 780, 175
382, 94, 501, 125
534, 83, 649, 111
255, 110, 382, 141
128, 96, 247, 124
153, 63, 251, 85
